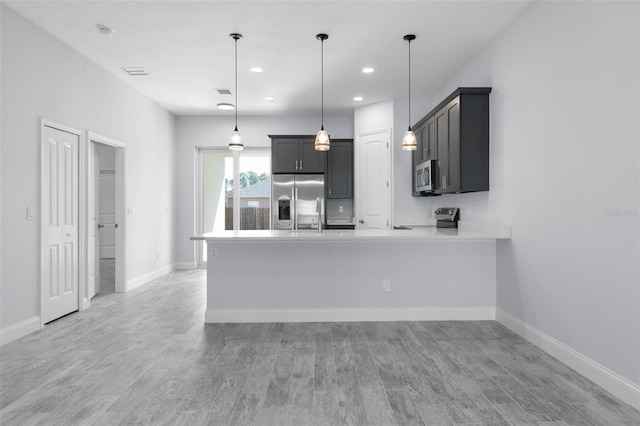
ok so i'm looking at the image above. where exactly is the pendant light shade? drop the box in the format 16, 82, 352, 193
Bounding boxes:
402, 128, 417, 150
315, 33, 330, 151
228, 33, 244, 152
402, 34, 417, 152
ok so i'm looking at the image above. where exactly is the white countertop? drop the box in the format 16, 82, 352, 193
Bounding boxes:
192, 222, 510, 242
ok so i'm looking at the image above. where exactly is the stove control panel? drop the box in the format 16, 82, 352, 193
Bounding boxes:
434, 207, 460, 228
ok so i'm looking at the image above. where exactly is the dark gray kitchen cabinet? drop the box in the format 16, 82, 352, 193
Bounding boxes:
411, 87, 491, 195
326, 139, 353, 199
413, 116, 436, 164
423, 116, 436, 163
270, 135, 325, 174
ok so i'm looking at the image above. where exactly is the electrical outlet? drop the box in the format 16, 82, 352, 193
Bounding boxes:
26, 206, 34, 221
338, 205, 344, 213
156, 252, 160, 260
210, 248, 218, 259
383, 279, 391, 292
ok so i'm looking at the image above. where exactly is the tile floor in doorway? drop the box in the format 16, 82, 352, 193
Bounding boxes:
96, 258, 116, 297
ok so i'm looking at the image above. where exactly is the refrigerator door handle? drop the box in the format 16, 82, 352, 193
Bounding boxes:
294, 188, 298, 230
293, 188, 300, 231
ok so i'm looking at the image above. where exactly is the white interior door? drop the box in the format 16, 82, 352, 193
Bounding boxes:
99, 173, 116, 258
356, 129, 391, 229
88, 143, 100, 298
42, 125, 80, 323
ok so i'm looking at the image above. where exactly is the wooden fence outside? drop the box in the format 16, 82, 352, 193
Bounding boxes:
225, 207, 270, 230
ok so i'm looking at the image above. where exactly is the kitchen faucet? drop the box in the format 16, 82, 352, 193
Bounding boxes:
316, 197, 322, 234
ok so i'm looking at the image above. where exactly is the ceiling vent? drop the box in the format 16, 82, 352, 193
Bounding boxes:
122, 67, 149, 76
217, 89, 232, 95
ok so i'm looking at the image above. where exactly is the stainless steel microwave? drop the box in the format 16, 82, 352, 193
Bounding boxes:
415, 159, 435, 193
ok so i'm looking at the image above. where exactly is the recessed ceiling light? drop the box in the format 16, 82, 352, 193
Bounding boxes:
264, 96, 275, 101
250, 67, 263, 73
353, 96, 363, 101
362, 67, 375, 74
96, 23, 113, 36
217, 103, 235, 110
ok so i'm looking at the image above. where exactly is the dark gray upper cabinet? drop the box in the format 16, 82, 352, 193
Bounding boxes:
327, 139, 353, 199
413, 116, 436, 165
412, 87, 491, 195
270, 135, 326, 174
299, 139, 325, 173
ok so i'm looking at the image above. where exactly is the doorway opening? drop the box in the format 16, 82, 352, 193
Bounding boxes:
85, 132, 126, 305
96, 145, 117, 296
196, 147, 271, 267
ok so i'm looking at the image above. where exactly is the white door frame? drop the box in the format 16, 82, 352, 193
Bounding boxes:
83, 132, 126, 307
88, 143, 100, 299
40, 119, 83, 327
354, 128, 393, 229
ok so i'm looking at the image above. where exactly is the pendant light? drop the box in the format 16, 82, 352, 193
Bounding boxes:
228, 33, 243, 152
402, 34, 417, 151
315, 33, 330, 151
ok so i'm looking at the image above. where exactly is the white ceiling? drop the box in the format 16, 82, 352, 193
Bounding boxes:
6, 1, 530, 116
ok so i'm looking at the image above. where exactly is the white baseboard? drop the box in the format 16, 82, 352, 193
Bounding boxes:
175, 261, 197, 270
127, 264, 175, 291
205, 307, 495, 324
0, 316, 41, 346
496, 309, 640, 411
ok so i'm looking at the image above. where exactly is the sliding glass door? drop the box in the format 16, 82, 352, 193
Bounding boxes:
196, 148, 271, 266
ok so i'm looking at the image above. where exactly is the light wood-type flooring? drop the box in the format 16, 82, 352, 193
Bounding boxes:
97, 258, 116, 297
1, 270, 638, 425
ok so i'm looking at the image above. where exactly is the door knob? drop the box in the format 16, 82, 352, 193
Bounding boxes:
359, 219, 365, 224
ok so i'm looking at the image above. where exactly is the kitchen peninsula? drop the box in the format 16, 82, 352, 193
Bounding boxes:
192, 223, 510, 323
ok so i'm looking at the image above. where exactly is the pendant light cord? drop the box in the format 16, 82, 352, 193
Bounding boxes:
234, 36, 238, 131
403, 34, 416, 131
321, 37, 324, 128
407, 37, 411, 129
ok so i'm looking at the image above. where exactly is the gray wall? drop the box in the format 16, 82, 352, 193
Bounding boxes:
0, 5, 177, 329
174, 114, 354, 266
391, 1, 639, 385
492, 1, 638, 386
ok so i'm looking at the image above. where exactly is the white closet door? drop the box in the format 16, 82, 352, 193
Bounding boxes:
42, 125, 79, 323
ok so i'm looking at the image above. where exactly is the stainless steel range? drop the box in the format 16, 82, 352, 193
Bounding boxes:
435, 207, 460, 228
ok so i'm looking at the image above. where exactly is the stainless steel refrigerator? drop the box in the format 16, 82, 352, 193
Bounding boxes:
272, 175, 325, 230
